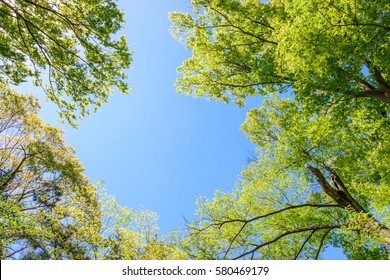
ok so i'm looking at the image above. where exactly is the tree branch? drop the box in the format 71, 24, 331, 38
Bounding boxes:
233, 223, 345, 259
307, 165, 351, 207
354, 89, 390, 104
197, 203, 342, 259
315, 228, 332, 259
324, 166, 366, 212
364, 60, 390, 94
209, 6, 277, 45
211, 203, 343, 229
294, 230, 317, 259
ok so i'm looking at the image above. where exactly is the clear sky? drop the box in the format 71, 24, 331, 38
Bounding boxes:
34, 0, 344, 259
37, 0, 260, 235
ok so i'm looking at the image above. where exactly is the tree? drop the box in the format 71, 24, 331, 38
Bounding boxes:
178, 97, 389, 259
170, 0, 390, 259
0, 88, 179, 260
0, 0, 131, 125
169, 0, 389, 108
0, 85, 102, 259
96, 187, 186, 260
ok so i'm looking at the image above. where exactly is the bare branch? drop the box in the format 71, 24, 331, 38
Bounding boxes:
294, 230, 317, 259
211, 203, 343, 229
233, 223, 346, 260
315, 228, 332, 259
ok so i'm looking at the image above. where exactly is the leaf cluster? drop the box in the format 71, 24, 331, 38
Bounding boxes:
0, 0, 132, 125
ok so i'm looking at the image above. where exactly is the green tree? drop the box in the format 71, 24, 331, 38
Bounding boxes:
0, 0, 131, 125
97, 188, 186, 260
0, 88, 176, 260
0, 85, 102, 259
170, 0, 389, 108
178, 97, 389, 259
170, 0, 390, 259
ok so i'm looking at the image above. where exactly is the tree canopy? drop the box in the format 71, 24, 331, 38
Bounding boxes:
0, 0, 131, 125
0, 0, 182, 261
178, 96, 389, 259
170, 0, 390, 259
2, 0, 389, 260
170, 0, 390, 108
0, 85, 100, 258
0, 87, 178, 259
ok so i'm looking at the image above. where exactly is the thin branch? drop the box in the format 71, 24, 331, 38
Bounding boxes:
0, 148, 31, 191
223, 222, 247, 259
233, 223, 346, 260
321, 0, 357, 23
331, 23, 390, 31
4, 243, 29, 259
209, 6, 277, 45
353, 76, 376, 91
202, 72, 284, 89
2, 0, 111, 87
192, 203, 343, 259
294, 230, 317, 259
315, 229, 332, 259
212, 203, 343, 229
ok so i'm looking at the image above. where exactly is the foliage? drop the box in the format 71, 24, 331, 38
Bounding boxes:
0, 85, 102, 259
170, 0, 390, 259
170, 0, 390, 108
178, 96, 390, 259
96, 186, 185, 260
0, 0, 131, 125
0, 88, 176, 260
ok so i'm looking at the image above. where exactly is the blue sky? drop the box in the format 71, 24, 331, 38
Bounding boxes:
37, 0, 260, 235
34, 0, 344, 259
